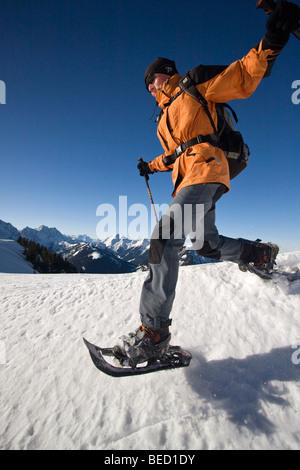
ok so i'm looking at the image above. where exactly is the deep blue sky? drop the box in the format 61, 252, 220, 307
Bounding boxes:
0, 0, 299, 251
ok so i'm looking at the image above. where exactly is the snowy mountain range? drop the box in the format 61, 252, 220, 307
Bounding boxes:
0, 220, 95, 247
0, 220, 214, 274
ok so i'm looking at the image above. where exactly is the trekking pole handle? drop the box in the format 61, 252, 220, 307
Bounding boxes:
256, 0, 300, 40
138, 158, 159, 224
138, 157, 149, 181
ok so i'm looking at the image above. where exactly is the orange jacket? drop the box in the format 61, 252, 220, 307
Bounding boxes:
148, 43, 275, 196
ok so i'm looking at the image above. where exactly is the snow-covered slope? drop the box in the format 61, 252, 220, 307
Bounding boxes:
0, 252, 300, 450
0, 221, 20, 240
0, 239, 34, 274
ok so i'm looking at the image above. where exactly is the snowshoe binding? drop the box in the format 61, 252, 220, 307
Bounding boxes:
239, 241, 279, 280
113, 324, 172, 368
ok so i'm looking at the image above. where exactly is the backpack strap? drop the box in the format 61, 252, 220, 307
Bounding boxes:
161, 72, 243, 170
162, 133, 220, 166
221, 103, 238, 124
162, 73, 222, 166
179, 73, 219, 136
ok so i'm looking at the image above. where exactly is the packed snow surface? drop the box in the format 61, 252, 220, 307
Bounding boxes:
0, 251, 300, 450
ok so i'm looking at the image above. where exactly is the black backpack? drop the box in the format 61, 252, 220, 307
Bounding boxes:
162, 68, 250, 180
214, 101, 250, 179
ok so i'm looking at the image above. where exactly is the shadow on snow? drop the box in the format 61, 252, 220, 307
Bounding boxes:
185, 345, 300, 434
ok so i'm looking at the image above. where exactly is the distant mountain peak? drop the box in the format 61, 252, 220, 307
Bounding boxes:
0, 220, 21, 240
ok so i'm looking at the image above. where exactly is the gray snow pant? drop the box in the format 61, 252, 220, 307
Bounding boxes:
139, 183, 248, 329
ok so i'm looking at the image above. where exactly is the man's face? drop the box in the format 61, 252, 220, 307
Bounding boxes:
148, 73, 170, 98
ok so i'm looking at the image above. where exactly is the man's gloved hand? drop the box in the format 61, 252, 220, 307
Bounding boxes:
137, 159, 154, 179
265, 0, 300, 47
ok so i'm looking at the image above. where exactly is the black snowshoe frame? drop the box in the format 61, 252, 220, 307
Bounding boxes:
83, 338, 192, 377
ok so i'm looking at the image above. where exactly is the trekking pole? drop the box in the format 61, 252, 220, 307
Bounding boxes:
138, 158, 159, 224
256, 0, 300, 40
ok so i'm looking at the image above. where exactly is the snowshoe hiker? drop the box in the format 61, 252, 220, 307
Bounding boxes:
113, 1, 298, 367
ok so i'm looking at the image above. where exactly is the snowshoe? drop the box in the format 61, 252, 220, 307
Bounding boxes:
83, 338, 192, 377
239, 241, 279, 280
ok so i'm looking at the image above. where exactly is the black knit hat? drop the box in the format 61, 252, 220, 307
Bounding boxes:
144, 57, 178, 90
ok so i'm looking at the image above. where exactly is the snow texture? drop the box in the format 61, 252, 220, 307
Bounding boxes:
0, 241, 300, 450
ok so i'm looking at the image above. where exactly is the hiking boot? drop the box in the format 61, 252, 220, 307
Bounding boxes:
113, 324, 171, 368
239, 241, 279, 279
